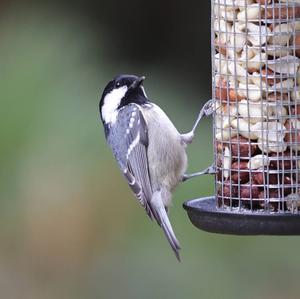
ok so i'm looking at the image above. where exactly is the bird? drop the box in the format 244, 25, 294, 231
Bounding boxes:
99, 74, 214, 260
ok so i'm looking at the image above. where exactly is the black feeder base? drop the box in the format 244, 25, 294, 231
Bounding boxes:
183, 197, 300, 235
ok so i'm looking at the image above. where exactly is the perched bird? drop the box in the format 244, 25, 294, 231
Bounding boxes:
99, 74, 214, 260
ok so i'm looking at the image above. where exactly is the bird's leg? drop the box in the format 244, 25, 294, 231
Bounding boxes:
182, 164, 216, 182
181, 99, 216, 144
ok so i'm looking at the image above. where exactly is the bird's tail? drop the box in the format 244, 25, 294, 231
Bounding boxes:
151, 192, 181, 261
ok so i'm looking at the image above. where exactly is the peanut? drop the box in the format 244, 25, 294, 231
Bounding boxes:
231, 118, 258, 139
264, 6, 300, 20
285, 119, 300, 151
217, 180, 238, 207
215, 77, 245, 101
260, 68, 280, 86
252, 171, 278, 185
230, 136, 258, 157
231, 161, 250, 184
239, 184, 260, 199
223, 146, 231, 179
269, 151, 297, 170
269, 24, 293, 47
248, 154, 270, 169
266, 93, 289, 102
295, 34, 300, 58
268, 56, 300, 76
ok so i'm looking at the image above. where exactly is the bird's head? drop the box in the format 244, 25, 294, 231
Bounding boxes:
99, 74, 148, 125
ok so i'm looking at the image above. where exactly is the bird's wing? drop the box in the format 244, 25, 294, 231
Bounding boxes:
106, 104, 154, 219
106, 103, 181, 260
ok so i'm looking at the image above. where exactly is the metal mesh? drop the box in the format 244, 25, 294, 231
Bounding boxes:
212, 0, 300, 213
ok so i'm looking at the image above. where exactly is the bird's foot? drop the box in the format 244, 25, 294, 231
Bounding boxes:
182, 164, 216, 182
201, 99, 216, 117
182, 99, 216, 144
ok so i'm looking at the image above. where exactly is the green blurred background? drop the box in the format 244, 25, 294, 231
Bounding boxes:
1, 1, 300, 298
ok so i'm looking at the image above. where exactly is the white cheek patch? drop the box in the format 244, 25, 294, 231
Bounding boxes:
102, 86, 128, 124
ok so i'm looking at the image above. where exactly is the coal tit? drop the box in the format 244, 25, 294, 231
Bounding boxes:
99, 74, 214, 260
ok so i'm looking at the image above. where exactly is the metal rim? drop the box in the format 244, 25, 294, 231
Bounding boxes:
183, 196, 300, 235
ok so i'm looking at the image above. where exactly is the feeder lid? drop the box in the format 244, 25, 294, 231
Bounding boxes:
183, 197, 300, 235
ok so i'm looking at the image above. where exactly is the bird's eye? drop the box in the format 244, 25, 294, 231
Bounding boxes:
116, 82, 121, 88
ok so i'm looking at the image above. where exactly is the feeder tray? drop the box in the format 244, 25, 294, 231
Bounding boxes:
183, 197, 300, 235
184, 0, 300, 235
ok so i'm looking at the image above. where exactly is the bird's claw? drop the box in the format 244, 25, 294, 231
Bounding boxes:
202, 99, 216, 116
182, 164, 216, 182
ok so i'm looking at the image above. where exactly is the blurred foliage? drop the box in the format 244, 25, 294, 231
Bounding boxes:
0, 2, 300, 299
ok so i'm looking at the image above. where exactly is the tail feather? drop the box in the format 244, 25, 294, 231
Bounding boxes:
161, 217, 181, 262
151, 192, 181, 261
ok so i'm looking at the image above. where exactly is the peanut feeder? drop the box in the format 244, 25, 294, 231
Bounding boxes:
184, 0, 300, 235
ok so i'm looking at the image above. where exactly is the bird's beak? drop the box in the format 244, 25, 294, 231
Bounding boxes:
129, 76, 146, 91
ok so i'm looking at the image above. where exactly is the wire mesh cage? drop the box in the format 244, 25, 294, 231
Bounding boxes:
184, 0, 300, 234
